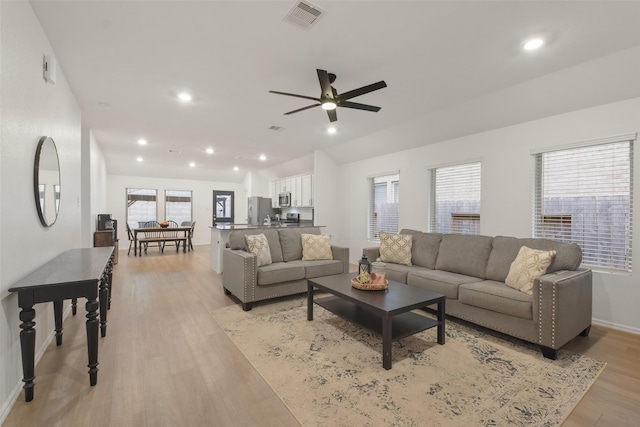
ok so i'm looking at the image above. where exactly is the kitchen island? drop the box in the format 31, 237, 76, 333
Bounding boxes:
209, 222, 317, 274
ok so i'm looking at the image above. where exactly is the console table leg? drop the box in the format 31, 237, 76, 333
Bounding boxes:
107, 258, 113, 310
18, 308, 36, 402
85, 299, 99, 386
71, 298, 77, 315
53, 300, 63, 346
99, 275, 108, 338
382, 314, 392, 370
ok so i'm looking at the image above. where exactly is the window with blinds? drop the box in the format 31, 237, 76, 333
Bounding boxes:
126, 188, 157, 228
534, 138, 634, 272
430, 162, 481, 234
165, 190, 192, 225
368, 173, 399, 240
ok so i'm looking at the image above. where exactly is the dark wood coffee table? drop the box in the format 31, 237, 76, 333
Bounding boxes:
307, 273, 445, 370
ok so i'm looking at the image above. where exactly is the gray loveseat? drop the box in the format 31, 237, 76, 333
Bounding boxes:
364, 229, 592, 359
223, 226, 349, 311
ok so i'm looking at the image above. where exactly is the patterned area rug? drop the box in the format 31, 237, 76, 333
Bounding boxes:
211, 296, 605, 427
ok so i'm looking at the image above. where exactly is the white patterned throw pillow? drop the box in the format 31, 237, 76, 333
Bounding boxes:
505, 246, 556, 295
244, 233, 272, 267
379, 231, 413, 266
301, 234, 333, 261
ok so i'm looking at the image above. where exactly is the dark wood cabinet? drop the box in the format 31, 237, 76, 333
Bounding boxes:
94, 230, 118, 264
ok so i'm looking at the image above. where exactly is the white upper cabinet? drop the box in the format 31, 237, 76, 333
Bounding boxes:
271, 173, 314, 207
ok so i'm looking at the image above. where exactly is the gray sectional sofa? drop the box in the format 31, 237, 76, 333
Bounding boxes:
223, 226, 349, 311
364, 229, 593, 359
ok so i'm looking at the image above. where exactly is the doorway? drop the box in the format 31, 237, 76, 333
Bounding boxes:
213, 190, 234, 224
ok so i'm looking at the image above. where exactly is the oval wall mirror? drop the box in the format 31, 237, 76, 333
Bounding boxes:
34, 136, 61, 227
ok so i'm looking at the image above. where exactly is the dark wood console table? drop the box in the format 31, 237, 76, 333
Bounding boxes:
8, 247, 114, 402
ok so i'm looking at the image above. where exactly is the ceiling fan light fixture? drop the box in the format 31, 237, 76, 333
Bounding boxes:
321, 102, 336, 110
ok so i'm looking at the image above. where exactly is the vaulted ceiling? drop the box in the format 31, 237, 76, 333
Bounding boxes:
31, 0, 640, 182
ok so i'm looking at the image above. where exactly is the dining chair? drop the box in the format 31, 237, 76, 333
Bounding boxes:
161, 220, 183, 252
126, 223, 135, 255
188, 221, 196, 251
141, 221, 162, 254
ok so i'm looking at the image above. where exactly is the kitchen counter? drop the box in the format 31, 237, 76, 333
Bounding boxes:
211, 222, 315, 230
209, 223, 320, 273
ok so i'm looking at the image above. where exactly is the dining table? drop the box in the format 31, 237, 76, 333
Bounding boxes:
132, 226, 192, 256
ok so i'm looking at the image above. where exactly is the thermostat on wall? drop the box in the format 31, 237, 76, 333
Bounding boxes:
43, 54, 56, 84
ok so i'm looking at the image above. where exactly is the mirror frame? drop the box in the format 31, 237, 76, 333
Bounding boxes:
34, 136, 61, 227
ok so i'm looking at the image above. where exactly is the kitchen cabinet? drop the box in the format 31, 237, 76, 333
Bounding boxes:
301, 174, 313, 206
271, 173, 314, 207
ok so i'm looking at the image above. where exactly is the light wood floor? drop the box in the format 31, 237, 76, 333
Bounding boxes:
3, 246, 639, 426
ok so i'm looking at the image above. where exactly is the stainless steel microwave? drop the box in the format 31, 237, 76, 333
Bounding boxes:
278, 192, 291, 207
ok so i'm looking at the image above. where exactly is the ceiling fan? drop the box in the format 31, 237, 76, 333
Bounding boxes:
269, 69, 387, 122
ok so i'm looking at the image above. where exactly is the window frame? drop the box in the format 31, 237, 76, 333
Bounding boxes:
532, 135, 634, 273
126, 188, 158, 228
368, 172, 400, 241
164, 189, 193, 225
429, 161, 482, 235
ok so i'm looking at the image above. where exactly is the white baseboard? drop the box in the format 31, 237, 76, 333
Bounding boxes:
592, 318, 640, 335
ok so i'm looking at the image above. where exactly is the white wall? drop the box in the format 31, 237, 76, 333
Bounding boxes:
106, 174, 246, 246
0, 1, 84, 421
339, 98, 640, 333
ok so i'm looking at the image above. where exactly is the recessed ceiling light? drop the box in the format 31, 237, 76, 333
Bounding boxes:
136, 157, 143, 162
321, 102, 337, 110
259, 154, 267, 161
206, 147, 214, 155
137, 138, 147, 145
327, 127, 337, 134
523, 38, 544, 51
97, 102, 110, 109
177, 92, 192, 102
233, 166, 239, 171
189, 162, 196, 167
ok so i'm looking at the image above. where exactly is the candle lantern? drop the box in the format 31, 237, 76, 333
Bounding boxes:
358, 254, 371, 275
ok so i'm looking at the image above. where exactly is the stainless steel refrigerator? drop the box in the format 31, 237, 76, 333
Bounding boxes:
247, 197, 274, 225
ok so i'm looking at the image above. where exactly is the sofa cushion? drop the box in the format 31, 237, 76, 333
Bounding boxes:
229, 228, 284, 263
505, 246, 556, 295
301, 234, 333, 261
400, 229, 442, 269
407, 269, 482, 300
383, 263, 415, 283
485, 236, 582, 282
244, 233, 272, 267
304, 259, 344, 279
379, 231, 413, 266
279, 227, 321, 262
257, 261, 305, 286
459, 281, 533, 320
435, 234, 493, 278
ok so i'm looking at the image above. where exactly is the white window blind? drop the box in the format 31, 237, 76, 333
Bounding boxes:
534, 139, 634, 272
165, 190, 192, 225
368, 173, 399, 240
430, 162, 481, 234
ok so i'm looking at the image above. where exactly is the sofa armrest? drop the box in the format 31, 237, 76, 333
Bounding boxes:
331, 245, 350, 273
363, 246, 380, 262
222, 248, 257, 303
534, 268, 592, 350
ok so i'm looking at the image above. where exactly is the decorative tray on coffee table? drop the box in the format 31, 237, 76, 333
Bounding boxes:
351, 277, 388, 291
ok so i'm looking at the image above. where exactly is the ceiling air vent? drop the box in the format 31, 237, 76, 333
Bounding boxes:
283, 1, 326, 30
268, 125, 285, 131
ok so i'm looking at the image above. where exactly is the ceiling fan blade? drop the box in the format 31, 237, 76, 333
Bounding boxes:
326, 109, 337, 122
338, 101, 381, 112
269, 90, 321, 102
336, 81, 387, 101
316, 69, 334, 100
284, 104, 321, 115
